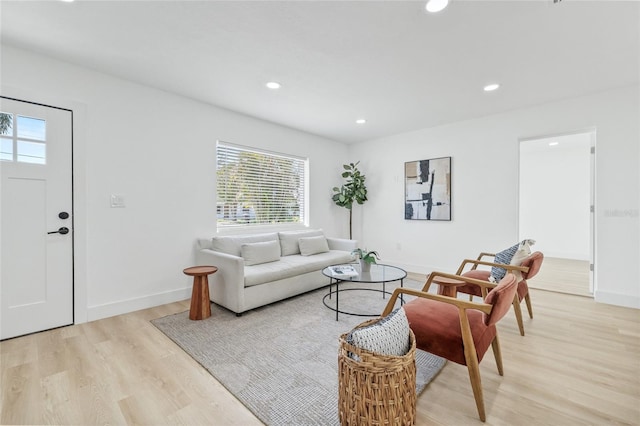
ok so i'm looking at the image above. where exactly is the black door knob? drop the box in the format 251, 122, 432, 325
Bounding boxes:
48, 227, 69, 235
59, 212, 70, 219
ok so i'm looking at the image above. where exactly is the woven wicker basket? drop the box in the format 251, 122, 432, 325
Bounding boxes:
338, 318, 417, 426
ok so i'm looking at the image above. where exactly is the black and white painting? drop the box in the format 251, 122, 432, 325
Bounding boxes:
404, 157, 451, 221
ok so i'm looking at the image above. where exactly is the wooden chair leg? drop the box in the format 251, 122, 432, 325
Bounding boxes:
460, 310, 486, 422
466, 353, 486, 422
490, 334, 504, 376
524, 293, 534, 318
512, 296, 525, 336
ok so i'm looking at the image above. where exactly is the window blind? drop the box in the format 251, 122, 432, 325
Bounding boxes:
216, 142, 307, 227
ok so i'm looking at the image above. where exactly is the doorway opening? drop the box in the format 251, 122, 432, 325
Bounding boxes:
519, 131, 594, 297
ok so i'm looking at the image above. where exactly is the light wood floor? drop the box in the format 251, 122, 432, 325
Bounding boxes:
529, 257, 592, 297
2, 287, 639, 425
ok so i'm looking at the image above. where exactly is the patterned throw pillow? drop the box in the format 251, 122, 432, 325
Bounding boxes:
490, 243, 520, 282
346, 308, 410, 358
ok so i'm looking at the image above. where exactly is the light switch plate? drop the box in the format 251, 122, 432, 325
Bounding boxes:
110, 194, 125, 208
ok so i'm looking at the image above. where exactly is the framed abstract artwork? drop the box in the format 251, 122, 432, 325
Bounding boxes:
404, 156, 451, 221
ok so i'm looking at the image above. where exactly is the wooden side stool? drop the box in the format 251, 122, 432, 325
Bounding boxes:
183, 265, 218, 320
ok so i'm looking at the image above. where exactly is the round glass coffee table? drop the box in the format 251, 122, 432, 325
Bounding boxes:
321, 263, 407, 321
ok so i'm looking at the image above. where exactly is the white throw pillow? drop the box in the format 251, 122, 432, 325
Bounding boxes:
278, 229, 324, 256
346, 308, 410, 358
211, 233, 278, 257
298, 236, 330, 256
509, 239, 535, 282
241, 240, 281, 266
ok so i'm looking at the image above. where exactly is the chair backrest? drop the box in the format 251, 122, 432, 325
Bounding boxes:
520, 251, 544, 280
483, 273, 517, 326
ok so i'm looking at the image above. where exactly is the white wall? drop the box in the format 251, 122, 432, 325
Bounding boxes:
3, 46, 637, 314
1, 46, 350, 321
519, 133, 592, 260
351, 85, 639, 309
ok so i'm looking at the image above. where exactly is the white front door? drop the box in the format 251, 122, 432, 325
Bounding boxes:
1, 97, 73, 340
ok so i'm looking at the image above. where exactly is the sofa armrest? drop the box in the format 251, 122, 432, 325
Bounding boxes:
326, 237, 358, 252
195, 248, 246, 313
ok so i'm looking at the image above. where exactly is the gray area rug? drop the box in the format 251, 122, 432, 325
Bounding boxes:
152, 279, 446, 426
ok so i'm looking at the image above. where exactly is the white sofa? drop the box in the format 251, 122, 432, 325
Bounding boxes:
196, 229, 357, 315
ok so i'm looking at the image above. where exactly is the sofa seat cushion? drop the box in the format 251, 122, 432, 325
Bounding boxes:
244, 250, 354, 287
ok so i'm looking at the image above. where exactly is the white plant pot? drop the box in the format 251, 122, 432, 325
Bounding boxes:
360, 259, 371, 272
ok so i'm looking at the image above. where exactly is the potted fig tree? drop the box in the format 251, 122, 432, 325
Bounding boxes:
332, 161, 368, 240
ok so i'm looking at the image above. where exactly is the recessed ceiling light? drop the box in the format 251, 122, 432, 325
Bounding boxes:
266, 82, 281, 90
483, 83, 500, 92
355, 119, 367, 124
549, 142, 559, 146
60, 0, 75, 2
426, 0, 449, 13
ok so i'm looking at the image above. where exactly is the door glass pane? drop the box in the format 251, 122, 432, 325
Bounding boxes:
17, 141, 46, 164
0, 137, 12, 161
0, 112, 13, 136
17, 116, 46, 141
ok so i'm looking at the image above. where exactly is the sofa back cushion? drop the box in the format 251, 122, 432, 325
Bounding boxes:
241, 240, 281, 266
197, 238, 213, 250
211, 233, 279, 257
278, 229, 324, 256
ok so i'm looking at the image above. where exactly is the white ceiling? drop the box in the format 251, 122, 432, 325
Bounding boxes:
1, 0, 638, 144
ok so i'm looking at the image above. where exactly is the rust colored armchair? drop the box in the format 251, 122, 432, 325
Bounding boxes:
435, 251, 544, 336
382, 272, 518, 422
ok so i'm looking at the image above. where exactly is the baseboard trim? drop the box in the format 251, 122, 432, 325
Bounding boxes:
87, 287, 192, 322
594, 290, 640, 309
388, 261, 439, 277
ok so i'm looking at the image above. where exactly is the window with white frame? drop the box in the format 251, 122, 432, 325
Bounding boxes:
216, 141, 307, 228
0, 112, 47, 164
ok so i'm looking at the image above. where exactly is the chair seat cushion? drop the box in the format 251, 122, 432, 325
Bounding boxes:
457, 270, 491, 297
403, 299, 496, 366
